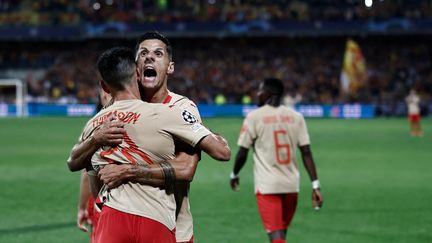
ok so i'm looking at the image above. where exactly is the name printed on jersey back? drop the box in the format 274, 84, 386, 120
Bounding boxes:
92, 110, 141, 128
263, 115, 294, 124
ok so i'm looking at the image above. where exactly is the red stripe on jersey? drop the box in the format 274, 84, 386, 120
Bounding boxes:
162, 95, 172, 104
101, 133, 154, 165
100, 147, 118, 164
122, 133, 154, 165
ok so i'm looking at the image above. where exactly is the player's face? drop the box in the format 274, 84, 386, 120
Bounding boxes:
135, 39, 174, 91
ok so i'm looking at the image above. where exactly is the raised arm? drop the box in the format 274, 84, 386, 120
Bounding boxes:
67, 120, 125, 171
299, 144, 323, 210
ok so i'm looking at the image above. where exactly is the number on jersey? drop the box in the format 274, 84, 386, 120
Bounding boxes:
273, 130, 291, 164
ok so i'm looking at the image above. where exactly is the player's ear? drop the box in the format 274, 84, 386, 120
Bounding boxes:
136, 67, 141, 80
167, 61, 175, 74
99, 80, 111, 94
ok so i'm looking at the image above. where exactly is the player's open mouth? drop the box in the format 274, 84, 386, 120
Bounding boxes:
143, 68, 157, 83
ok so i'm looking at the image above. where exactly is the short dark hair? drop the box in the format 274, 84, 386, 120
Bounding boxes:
97, 47, 136, 91
134, 31, 173, 61
263, 78, 284, 98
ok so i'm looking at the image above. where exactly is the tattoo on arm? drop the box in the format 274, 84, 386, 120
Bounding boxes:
130, 164, 151, 179
127, 164, 165, 187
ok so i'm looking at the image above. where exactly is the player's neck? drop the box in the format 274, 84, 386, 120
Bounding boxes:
266, 97, 281, 107
141, 87, 169, 104
113, 89, 141, 101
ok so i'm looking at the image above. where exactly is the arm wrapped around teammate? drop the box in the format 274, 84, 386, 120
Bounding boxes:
159, 161, 176, 194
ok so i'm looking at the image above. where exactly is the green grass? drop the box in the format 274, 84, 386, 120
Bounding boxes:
0, 117, 431, 243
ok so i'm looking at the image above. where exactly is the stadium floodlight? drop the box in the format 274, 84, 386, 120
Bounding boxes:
0, 79, 28, 117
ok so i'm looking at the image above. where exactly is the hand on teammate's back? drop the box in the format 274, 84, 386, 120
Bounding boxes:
93, 116, 125, 147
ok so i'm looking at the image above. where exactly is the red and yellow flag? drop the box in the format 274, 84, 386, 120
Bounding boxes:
340, 39, 367, 94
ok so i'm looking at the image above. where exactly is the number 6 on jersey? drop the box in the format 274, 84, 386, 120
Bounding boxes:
273, 130, 291, 164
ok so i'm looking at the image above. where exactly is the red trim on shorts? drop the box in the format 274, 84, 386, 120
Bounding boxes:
162, 95, 172, 104
95, 206, 175, 243
409, 114, 420, 123
256, 192, 298, 232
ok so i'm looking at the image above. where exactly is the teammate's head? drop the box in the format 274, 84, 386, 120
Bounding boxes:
134, 31, 175, 94
135, 31, 172, 61
257, 78, 284, 107
97, 46, 136, 92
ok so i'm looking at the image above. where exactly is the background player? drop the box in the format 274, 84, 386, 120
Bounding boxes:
405, 89, 423, 137
229, 78, 323, 243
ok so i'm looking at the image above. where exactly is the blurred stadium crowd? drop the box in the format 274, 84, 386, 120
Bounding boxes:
0, 0, 431, 26
0, 0, 431, 116
1, 37, 431, 109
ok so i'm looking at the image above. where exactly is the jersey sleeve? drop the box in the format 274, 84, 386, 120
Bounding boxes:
237, 115, 255, 149
171, 97, 203, 160
157, 106, 212, 147
297, 115, 310, 146
79, 119, 100, 143
79, 125, 91, 142
175, 98, 202, 123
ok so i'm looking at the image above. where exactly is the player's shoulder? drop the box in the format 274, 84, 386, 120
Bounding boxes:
82, 104, 115, 137
169, 91, 198, 108
287, 106, 305, 119
282, 105, 303, 116
276, 105, 305, 124
244, 105, 272, 119
154, 102, 200, 126
167, 91, 201, 121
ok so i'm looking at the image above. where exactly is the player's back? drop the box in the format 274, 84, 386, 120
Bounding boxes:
91, 99, 177, 166
246, 104, 310, 194
82, 99, 185, 231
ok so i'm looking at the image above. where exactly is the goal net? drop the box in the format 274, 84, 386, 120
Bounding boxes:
0, 79, 27, 117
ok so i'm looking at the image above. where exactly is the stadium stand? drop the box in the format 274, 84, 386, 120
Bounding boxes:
0, 0, 431, 116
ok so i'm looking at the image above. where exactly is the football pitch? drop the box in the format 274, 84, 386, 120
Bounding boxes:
0, 117, 431, 243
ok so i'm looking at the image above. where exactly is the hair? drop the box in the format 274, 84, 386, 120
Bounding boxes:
97, 47, 136, 91
134, 31, 173, 61
262, 78, 284, 98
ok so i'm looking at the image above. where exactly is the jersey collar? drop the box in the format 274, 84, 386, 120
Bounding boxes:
162, 94, 172, 104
